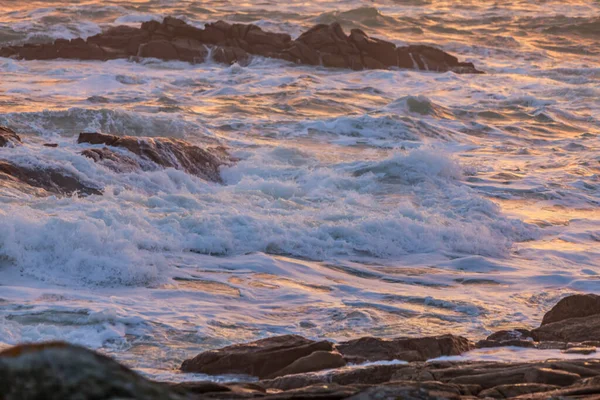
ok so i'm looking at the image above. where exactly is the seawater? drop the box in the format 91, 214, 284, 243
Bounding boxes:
0, 0, 599, 380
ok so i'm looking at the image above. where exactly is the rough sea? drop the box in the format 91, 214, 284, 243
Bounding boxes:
0, 0, 599, 381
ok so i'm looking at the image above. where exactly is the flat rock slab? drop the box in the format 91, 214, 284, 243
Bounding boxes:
0, 17, 483, 74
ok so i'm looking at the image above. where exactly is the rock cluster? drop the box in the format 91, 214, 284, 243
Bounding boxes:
478, 293, 600, 348
0, 17, 482, 74
0, 294, 600, 399
0, 128, 231, 196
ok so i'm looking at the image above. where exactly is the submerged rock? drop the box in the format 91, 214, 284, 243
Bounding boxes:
78, 132, 231, 183
0, 17, 483, 74
336, 334, 473, 363
180, 334, 340, 379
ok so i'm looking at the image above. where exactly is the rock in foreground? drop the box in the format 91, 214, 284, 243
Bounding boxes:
4, 340, 600, 399
0, 17, 483, 74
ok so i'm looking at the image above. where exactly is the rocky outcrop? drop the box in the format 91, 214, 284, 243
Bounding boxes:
180, 334, 343, 379
0, 342, 184, 400
0, 160, 102, 196
7, 341, 600, 399
0, 17, 482, 74
78, 132, 231, 183
336, 334, 473, 363
0, 127, 231, 197
532, 314, 600, 342
480, 294, 600, 346
5, 295, 600, 399
541, 293, 600, 325
0, 127, 21, 148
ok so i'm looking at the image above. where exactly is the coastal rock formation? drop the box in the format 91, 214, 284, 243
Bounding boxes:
78, 132, 231, 183
180, 334, 343, 379
4, 295, 600, 399
336, 334, 473, 363
541, 293, 600, 325
0, 160, 102, 196
0, 127, 231, 197
0, 127, 21, 147
0, 342, 185, 400
0, 17, 482, 74
0, 129, 102, 196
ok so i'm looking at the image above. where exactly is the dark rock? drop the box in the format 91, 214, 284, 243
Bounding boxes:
479, 383, 560, 398
78, 132, 230, 183
349, 29, 397, 67
0, 160, 102, 197
541, 293, 600, 325
336, 334, 473, 363
138, 40, 179, 60
476, 339, 536, 349
533, 313, 600, 342
563, 347, 596, 355
180, 334, 336, 379
0, 342, 184, 400
81, 147, 142, 173
212, 46, 250, 65
0, 127, 22, 147
272, 351, 346, 378
486, 329, 533, 342
347, 381, 467, 400
43, 143, 59, 148
0, 17, 482, 74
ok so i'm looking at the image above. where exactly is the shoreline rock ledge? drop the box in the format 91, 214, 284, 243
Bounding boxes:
2, 294, 600, 399
0, 17, 483, 74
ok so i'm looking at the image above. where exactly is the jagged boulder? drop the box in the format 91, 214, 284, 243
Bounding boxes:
78, 132, 231, 183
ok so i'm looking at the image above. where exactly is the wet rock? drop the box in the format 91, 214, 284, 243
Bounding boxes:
563, 347, 596, 355
336, 334, 473, 363
78, 132, 230, 182
478, 383, 560, 398
0, 160, 102, 197
272, 350, 346, 378
180, 334, 336, 379
476, 339, 536, 349
347, 381, 467, 400
532, 313, 600, 342
138, 40, 179, 60
349, 28, 397, 67
212, 46, 250, 65
541, 293, 600, 325
0, 127, 21, 147
486, 329, 533, 342
0, 342, 184, 400
0, 17, 482, 74
81, 147, 142, 173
